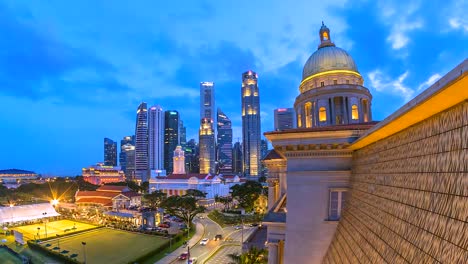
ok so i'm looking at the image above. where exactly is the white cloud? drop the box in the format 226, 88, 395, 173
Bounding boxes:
368, 69, 414, 101
387, 20, 423, 49
417, 73, 441, 91
449, 18, 468, 32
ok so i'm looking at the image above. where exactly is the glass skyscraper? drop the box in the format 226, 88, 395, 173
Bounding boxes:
274, 108, 296, 130
199, 82, 216, 174
217, 108, 233, 174
148, 105, 164, 171
164, 110, 179, 173
232, 141, 243, 175
104, 138, 117, 167
119, 135, 135, 178
241, 70, 261, 179
135, 102, 149, 182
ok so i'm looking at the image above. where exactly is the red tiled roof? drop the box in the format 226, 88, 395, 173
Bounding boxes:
221, 175, 237, 179
264, 122, 379, 135
97, 185, 128, 192
156, 173, 208, 180
76, 191, 118, 198
122, 191, 141, 198
75, 198, 112, 206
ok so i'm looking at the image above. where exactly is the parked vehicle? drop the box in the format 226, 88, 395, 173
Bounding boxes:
158, 223, 170, 228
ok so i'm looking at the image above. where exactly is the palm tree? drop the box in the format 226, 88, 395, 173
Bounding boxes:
228, 247, 268, 264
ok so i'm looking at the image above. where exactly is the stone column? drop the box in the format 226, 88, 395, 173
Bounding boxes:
330, 97, 335, 125
268, 241, 279, 264
267, 179, 278, 210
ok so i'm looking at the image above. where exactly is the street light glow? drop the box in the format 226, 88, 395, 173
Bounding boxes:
51, 199, 59, 206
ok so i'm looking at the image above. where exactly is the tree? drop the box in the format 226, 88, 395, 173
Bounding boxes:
161, 196, 205, 233
230, 180, 263, 212
144, 190, 166, 211
184, 189, 206, 199
228, 247, 268, 264
215, 195, 233, 210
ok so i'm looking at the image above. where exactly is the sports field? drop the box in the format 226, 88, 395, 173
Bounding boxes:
12, 220, 97, 241
39, 228, 167, 263
0, 247, 22, 264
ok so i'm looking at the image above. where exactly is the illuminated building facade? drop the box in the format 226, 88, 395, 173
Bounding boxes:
119, 135, 135, 178
273, 108, 295, 131
134, 102, 149, 182
232, 141, 243, 175
241, 70, 261, 179
200, 82, 216, 131
164, 110, 179, 173
104, 138, 117, 166
0, 169, 38, 184
82, 163, 126, 185
199, 118, 216, 174
148, 105, 165, 171
263, 23, 467, 264
172, 146, 186, 174
179, 120, 187, 149
217, 108, 233, 174
186, 139, 200, 173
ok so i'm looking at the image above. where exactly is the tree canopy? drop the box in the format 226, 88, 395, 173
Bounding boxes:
230, 180, 263, 212
143, 190, 166, 210
184, 189, 206, 199
228, 246, 268, 264
161, 195, 205, 228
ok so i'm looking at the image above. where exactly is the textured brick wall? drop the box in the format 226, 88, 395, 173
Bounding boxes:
323, 101, 468, 263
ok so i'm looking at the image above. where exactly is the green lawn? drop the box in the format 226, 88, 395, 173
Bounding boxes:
39, 228, 167, 264
12, 220, 97, 241
0, 248, 22, 264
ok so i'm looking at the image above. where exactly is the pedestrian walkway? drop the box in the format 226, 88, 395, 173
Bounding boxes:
156, 221, 205, 264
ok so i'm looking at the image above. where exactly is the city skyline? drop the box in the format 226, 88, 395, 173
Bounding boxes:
0, 1, 466, 175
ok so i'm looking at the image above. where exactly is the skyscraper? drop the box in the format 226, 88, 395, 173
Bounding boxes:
179, 120, 187, 149
186, 139, 200, 173
119, 135, 135, 178
274, 108, 296, 130
135, 102, 149, 182
104, 138, 117, 166
199, 82, 216, 174
164, 110, 179, 173
232, 141, 243, 175
199, 118, 216, 174
148, 105, 165, 171
241, 70, 261, 179
217, 108, 233, 174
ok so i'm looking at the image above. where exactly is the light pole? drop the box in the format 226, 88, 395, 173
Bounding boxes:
240, 216, 244, 252
37, 227, 40, 240
56, 234, 60, 250
42, 212, 48, 238
186, 245, 190, 264
81, 242, 87, 264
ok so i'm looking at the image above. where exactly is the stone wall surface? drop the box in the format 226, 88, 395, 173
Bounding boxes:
323, 101, 468, 263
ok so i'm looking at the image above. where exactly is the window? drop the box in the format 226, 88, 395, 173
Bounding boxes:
333, 80, 338, 85
351, 105, 359, 120
304, 102, 312, 128
320, 81, 325, 87
329, 189, 347, 221
346, 80, 350, 84
297, 114, 302, 128
319, 107, 327, 122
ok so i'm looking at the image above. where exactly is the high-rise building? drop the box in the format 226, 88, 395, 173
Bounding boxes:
217, 108, 233, 174
172, 146, 186, 174
179, 120, 187, 149
260, 139, 268, 159
119, 135, 135, 178
135, 102, 149, 182
232, 142, 243, 175
185, 139, 200, 173
148, 105, 165, 171
274, 108, 296, 130
241, 70, 261, 179
200, 82, 216, 129
199, 118, 216, 174
164, 110, 179, 173
104, 138, 117, 167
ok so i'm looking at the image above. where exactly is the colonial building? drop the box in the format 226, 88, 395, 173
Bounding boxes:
75, 185, 141, 210
82, 163, 126, 185
263, 23, 467, 264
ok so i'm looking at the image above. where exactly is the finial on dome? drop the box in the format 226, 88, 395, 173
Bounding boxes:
318, 22, 335, 49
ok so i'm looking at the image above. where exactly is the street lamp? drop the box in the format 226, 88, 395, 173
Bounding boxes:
56, 234, 60, 250
81, 242, 87, 264
42, 212, 48, 238
37, 227, 40, 240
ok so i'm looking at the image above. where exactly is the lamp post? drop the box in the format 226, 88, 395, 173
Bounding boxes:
81, 242, 87, 264
240, 216, 244, 252
37, 227, 40, 240
56, 234, 60, 250
42, 212, 48, 238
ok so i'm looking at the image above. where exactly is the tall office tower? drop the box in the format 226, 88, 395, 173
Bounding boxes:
217, 108, 233, 174
135, 102, 149, 182
260, 139, 269, 159
148, 105, 165, 171
232, 142, 243, 175
199, 118, 216, 174
164, 110, 179, 173
172, 146, 186, 174
200, 82, 216, 129
121, 143, 135, 179
104, 138, 118, 166
179, 120, 187, 149
119, 135, 135, 176
241, 70, 261, 179
186, 139, 200, 173
274, 108, 296, 130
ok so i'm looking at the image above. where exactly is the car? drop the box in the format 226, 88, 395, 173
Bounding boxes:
200, 238, 209, 245
188, 257, 198, 264
250, 223, 259, 227
214, 234, 223, 241
234, 225, 242, 230
158, 223, 170, 228
179, 252, 188, 260
198, 216, 205, 219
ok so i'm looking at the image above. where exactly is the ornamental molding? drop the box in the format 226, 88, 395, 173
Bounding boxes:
284, 149, 353, 158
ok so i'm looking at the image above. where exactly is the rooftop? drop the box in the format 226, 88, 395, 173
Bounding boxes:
0, 169, 37, 175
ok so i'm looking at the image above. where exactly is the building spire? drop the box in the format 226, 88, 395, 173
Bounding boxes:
318, 21, 335, 49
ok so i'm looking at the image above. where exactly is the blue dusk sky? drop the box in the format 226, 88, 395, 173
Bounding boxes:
1, 0, 466, 176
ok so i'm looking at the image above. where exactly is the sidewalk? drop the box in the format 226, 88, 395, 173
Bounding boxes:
156, 221, 205, 264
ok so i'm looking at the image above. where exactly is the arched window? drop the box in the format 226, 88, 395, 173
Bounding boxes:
351, 105, 359, 120
304, 102, 312, 128
297, 114, 302, 128
362, 99, 369, 122
319, 107, 327, 122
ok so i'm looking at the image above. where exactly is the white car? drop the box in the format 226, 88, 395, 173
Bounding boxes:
199, 238, 209, 245
188, 257, 198, 264
234, 225, 242, 230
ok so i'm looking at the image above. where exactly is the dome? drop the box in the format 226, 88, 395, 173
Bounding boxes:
302, 46, 358, 80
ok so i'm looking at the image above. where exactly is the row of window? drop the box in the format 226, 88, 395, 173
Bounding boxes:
299, 104, 359, 128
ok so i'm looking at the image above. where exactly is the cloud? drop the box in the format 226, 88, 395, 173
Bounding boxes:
387, 20, 423, 50
368, 69, 414, 101
417, 73, 441, 91
449, 18, 468, 32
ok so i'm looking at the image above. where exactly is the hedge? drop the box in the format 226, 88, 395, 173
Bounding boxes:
27, 240, 81, 264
